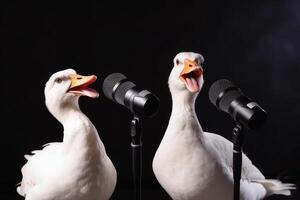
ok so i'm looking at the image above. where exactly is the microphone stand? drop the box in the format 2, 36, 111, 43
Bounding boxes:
131, 115, 142, 200
232, 124, 244, 200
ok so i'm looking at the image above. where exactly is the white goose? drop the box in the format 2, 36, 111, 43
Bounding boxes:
17, 69, 117, 200
152, 52, 295, 200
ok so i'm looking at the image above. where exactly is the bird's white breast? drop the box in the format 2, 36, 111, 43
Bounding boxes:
57, 114, 116, 200
153, 114, 232, 200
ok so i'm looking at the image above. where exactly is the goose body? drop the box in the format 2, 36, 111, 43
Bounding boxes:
17, 69, 117, 200
152, 52, 295, 200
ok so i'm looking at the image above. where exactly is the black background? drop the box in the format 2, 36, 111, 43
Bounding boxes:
1, 0, 300, 199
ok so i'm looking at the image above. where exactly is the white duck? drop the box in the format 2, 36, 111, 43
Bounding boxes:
17, 69, 117, 200
152, 52, 295, 200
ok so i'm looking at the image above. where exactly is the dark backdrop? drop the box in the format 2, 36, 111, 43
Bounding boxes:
1, 1, 299, 199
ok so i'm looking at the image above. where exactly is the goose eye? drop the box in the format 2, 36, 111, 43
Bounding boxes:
176, 59, 180, 65
55, 78, 63, 83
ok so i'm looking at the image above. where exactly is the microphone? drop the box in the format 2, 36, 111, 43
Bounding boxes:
102, 73, 160, 117
208, 79, 267, 130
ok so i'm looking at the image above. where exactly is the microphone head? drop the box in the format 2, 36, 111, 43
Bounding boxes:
209, 79, 267, 130
102, 72, 160, 117
209, 79, 241, 112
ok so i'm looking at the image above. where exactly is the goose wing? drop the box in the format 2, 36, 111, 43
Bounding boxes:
17, 142, 62, 196
204, 132, 265, 181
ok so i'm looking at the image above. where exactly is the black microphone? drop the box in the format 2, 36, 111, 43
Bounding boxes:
102, 73, 160, 117
208, 79, 267, 130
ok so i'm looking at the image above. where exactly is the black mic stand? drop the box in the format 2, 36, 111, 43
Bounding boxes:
131, 115, 142, 200
232, 124, 244, 200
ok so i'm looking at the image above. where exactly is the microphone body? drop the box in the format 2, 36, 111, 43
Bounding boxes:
209, 79, 267, 129
102, 73, 159, 117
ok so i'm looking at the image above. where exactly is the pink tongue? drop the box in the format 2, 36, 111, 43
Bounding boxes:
185, 77, 199, 92
69, 87, 99, 98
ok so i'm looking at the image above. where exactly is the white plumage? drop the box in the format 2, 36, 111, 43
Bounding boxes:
152, 52, 295, 200
17, 69, 117, 200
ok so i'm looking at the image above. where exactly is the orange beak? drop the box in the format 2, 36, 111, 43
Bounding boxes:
179, 59, 203, 82
68, 74, 99, 98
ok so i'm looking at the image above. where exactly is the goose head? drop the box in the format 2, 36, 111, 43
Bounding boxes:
44, 69, 99, 123
168, 52, 204, 99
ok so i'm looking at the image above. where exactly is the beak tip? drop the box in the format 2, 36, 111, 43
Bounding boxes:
92, 75, 97, 80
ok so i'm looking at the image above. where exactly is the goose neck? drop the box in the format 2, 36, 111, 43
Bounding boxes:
171, 91, 197, 117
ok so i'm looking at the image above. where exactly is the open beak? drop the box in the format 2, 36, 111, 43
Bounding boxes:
68, 74, 99, 98
179, 59, 203, 92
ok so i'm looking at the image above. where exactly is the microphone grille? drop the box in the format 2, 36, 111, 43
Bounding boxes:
209, 79, 236, 106
102, 73, 127, 100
